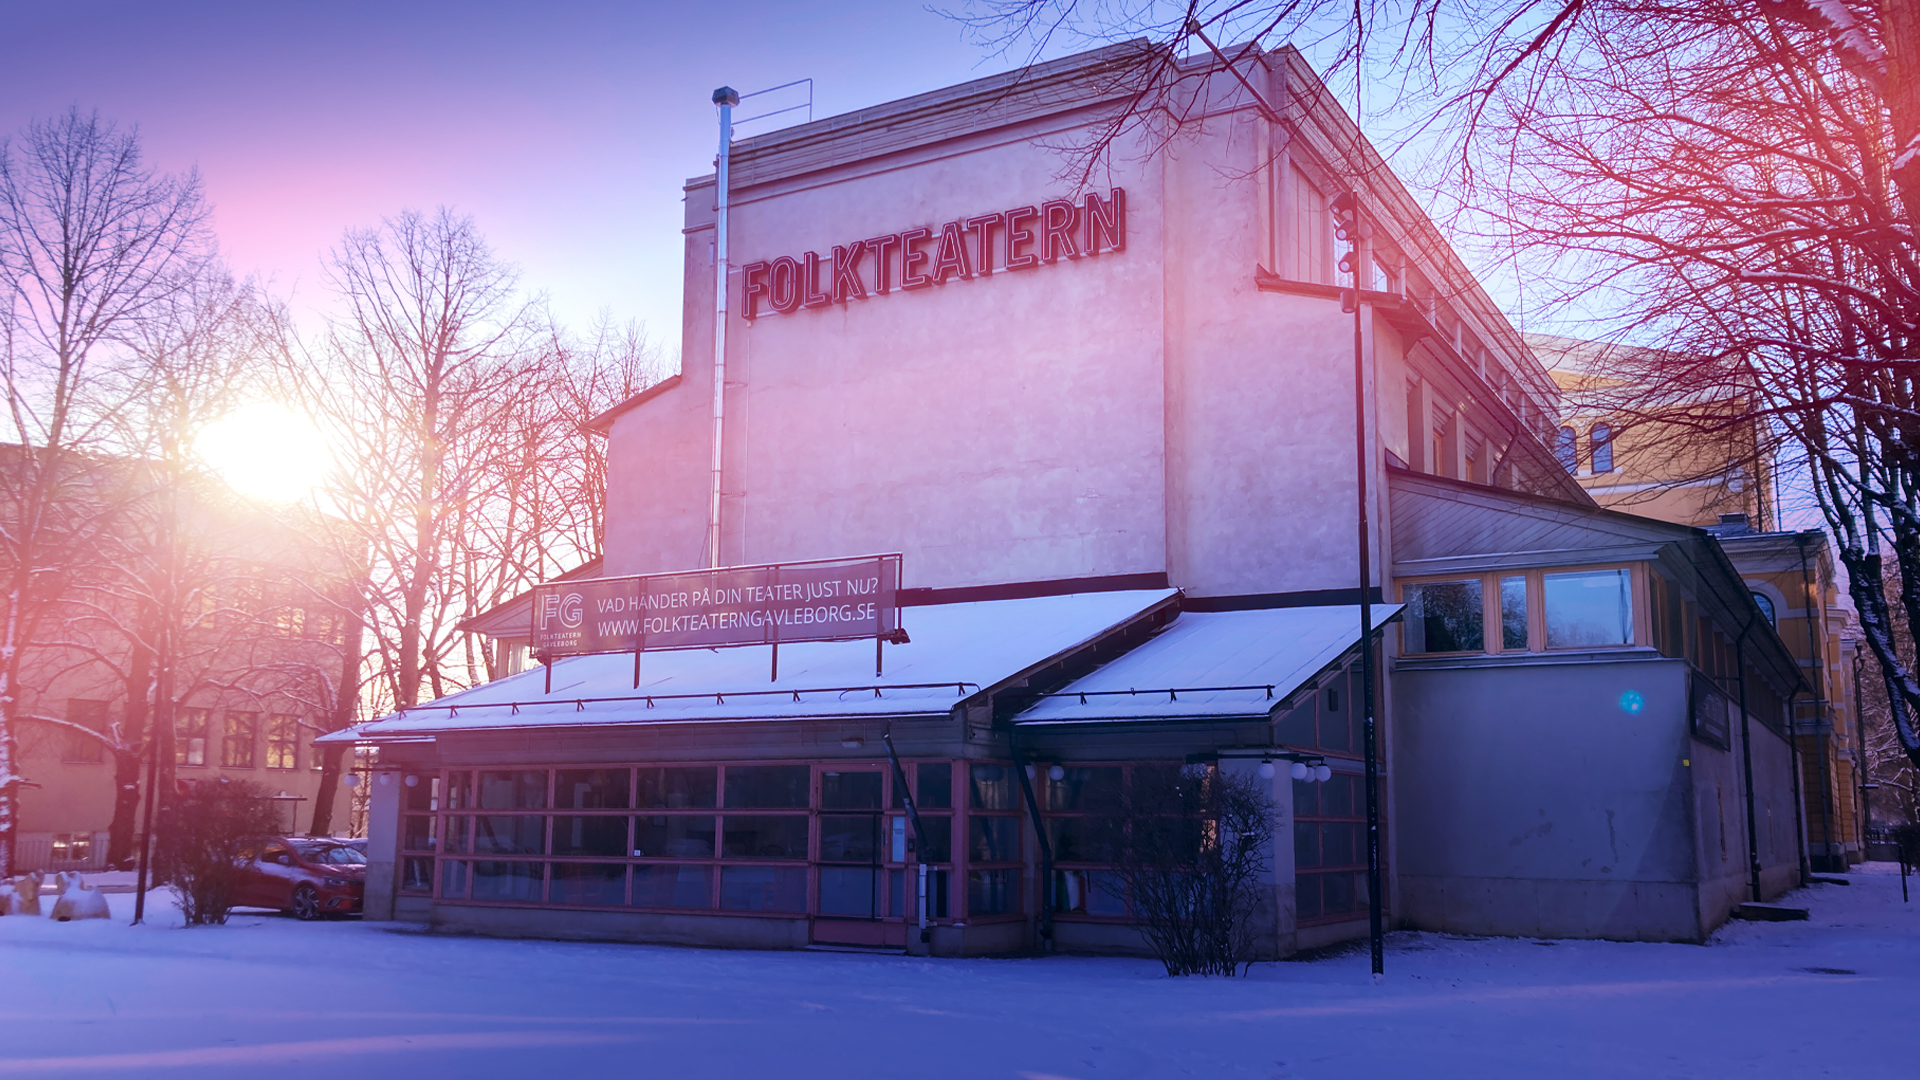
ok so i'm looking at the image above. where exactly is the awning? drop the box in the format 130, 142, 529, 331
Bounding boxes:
1013, 603, 1402, 725
326, 589, 1178, 742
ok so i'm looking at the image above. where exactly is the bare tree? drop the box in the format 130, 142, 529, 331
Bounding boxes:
0, 108, 211, 877
285, 208, 539, 710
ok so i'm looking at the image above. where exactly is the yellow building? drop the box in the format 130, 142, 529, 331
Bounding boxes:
1534, 332, 1866, 869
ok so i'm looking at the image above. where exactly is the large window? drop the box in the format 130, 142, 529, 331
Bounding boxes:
222, 713, 257, 769
1555, 426, 1578, 473
176, 708, 209, 767
1403, 580, 1484, 654
1544, 569, 1633, 648
1589, 423, 1614, 473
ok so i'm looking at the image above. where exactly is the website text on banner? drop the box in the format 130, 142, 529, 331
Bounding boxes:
530, 555, 902, 656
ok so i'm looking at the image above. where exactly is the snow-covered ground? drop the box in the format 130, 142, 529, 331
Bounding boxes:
1, 866, 1915, 1078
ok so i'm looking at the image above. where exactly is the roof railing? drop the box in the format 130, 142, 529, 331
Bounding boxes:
390, 681, 981, 717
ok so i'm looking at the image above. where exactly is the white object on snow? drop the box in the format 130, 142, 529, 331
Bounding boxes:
49, 872, 110, 921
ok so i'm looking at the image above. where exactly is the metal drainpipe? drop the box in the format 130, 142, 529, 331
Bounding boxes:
706, 87, 739, 570
1006, 730, 1055, 950
1852, 652, 1872, 853
1787, 690, 1810, 882
1735, 616, 1762, 902
1797, 534, 1835, 870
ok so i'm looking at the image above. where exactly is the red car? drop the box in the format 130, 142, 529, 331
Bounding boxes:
236, 837, 366, 920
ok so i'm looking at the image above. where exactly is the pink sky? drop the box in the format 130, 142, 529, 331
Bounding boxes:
0, 1, 1014, 356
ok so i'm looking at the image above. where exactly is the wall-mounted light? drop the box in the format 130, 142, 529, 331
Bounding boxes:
404, 775, 419, 788
1047, 764, 1065, 782
1258, 760, 1277, 780
343, 774, 359, 788
841, 737, 864, 749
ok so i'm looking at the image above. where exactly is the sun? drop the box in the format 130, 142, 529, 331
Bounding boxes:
195, 401, 331, 503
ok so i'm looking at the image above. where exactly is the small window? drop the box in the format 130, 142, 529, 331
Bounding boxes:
62, 699, 108, 763
176, 708, 209, 767
1752, 592, 1776, 626
1403, 580, 1485, 653
1590, 423, 1614, 473
266, 715, 298, 770
1544, 569, 1633, 648
1555, 427, 1578, 473
222, 713, 257, 769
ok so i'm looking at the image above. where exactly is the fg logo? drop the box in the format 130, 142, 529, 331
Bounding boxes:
539, 591, 584, 630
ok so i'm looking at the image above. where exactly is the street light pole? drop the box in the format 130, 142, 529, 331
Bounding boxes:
1333, 189, 1385, 978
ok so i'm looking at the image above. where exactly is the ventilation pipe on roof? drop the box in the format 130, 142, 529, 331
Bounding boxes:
707, 86, 740, 569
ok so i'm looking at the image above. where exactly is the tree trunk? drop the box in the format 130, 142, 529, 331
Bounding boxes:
308, 589, 366, 837
106, 746, 144, 868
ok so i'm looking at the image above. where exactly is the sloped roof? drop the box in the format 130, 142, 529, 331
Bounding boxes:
1016, 604, 1401, 725
331, 589, 1177, 741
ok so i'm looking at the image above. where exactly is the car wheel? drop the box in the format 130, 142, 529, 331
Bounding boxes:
290, 884, 322, 921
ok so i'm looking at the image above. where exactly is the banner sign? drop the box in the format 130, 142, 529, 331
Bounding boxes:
530, 554, 902, 657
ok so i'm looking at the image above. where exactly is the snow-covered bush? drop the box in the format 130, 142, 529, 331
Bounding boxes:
1104, 765, 1273, 977
157, 779, 280, 926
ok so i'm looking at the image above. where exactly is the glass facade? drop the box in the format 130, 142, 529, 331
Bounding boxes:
423, 761, 1006, 924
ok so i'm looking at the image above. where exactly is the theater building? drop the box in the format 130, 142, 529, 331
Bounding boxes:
337, 41, 1808, 955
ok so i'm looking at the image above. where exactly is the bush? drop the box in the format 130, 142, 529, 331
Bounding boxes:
1104, 765, 1274, 977
157, 778, 281, 926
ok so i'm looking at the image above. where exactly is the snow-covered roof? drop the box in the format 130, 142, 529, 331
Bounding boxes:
333, 589, 1177, 741
1014, 604, 1402, 725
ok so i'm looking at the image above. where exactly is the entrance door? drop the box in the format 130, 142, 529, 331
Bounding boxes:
812, 768, 904, 947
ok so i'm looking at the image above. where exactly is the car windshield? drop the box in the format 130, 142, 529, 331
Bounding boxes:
297, 844, 367, 866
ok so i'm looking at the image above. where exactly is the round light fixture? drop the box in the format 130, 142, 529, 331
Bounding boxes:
342, 774, 359, 788
404, 775, 419, 788
1289, 762, 1310, 781
1047, 764, 1065, 782
1314, 764, 1333, 782
1257, 761, 1276, 780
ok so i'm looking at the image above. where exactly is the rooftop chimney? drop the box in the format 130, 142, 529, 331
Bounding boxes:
1717, 512, 1750, 534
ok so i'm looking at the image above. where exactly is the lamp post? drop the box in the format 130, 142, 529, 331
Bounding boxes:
1332, 189, 1385, 978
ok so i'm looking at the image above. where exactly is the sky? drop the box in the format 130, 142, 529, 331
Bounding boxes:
0, 1, 1029, 356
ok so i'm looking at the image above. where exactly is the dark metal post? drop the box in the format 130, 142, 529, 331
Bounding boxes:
1007, 731, 1055, 950
1334, 188, 1385, 977
131, 721, 161, 924
1798, 536, 1835, 871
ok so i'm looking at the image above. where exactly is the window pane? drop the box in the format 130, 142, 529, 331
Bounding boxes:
719, 865, 806, 912
969, 817, 1019, 862
636, 767, 716, 809
1292, 778, 1320, 817
402, 815, 436, 851
1318, 679, 1353, 753
555, 769, 630, 809
632, 815, 716, 858
472, 815, 545, 855
1053, 869, 1127, 916
549, 863, 625, 906
478, 770, 547, 810
471, 861, 543, 902
442, 816, 470, 854
406, 775, 436, 812
1046, 818, 1117, 863
446, 771, 472, 810
1544, 569, 1632, 648
222, 713, 257, 768
917, 815, 952, 863
633, 864, 713, 908
1321, 823, 1358, 867
1404, 580, 1484, 653
818, 867, 881, 916
968, 764, 1017, 810
819, 814, 879, 862
400, 856, 434, 893
967, 869, 1019, 916
1045, 767, 1121, 812
1294, 821, 1321, 867
722, 815, 808, 858
723, 765, 807, 808
820, 771, 883, 810
1296, 873, 1322, 919
440, 859, 468, 898
551, 815, 627, 857
1321, 775, 1355, 817
1323, 870, 1357, 914
1273, 700, 1315, 748
175, 709, 209, 767
916, 763, 952, 809
1501, 576, 1529, 650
